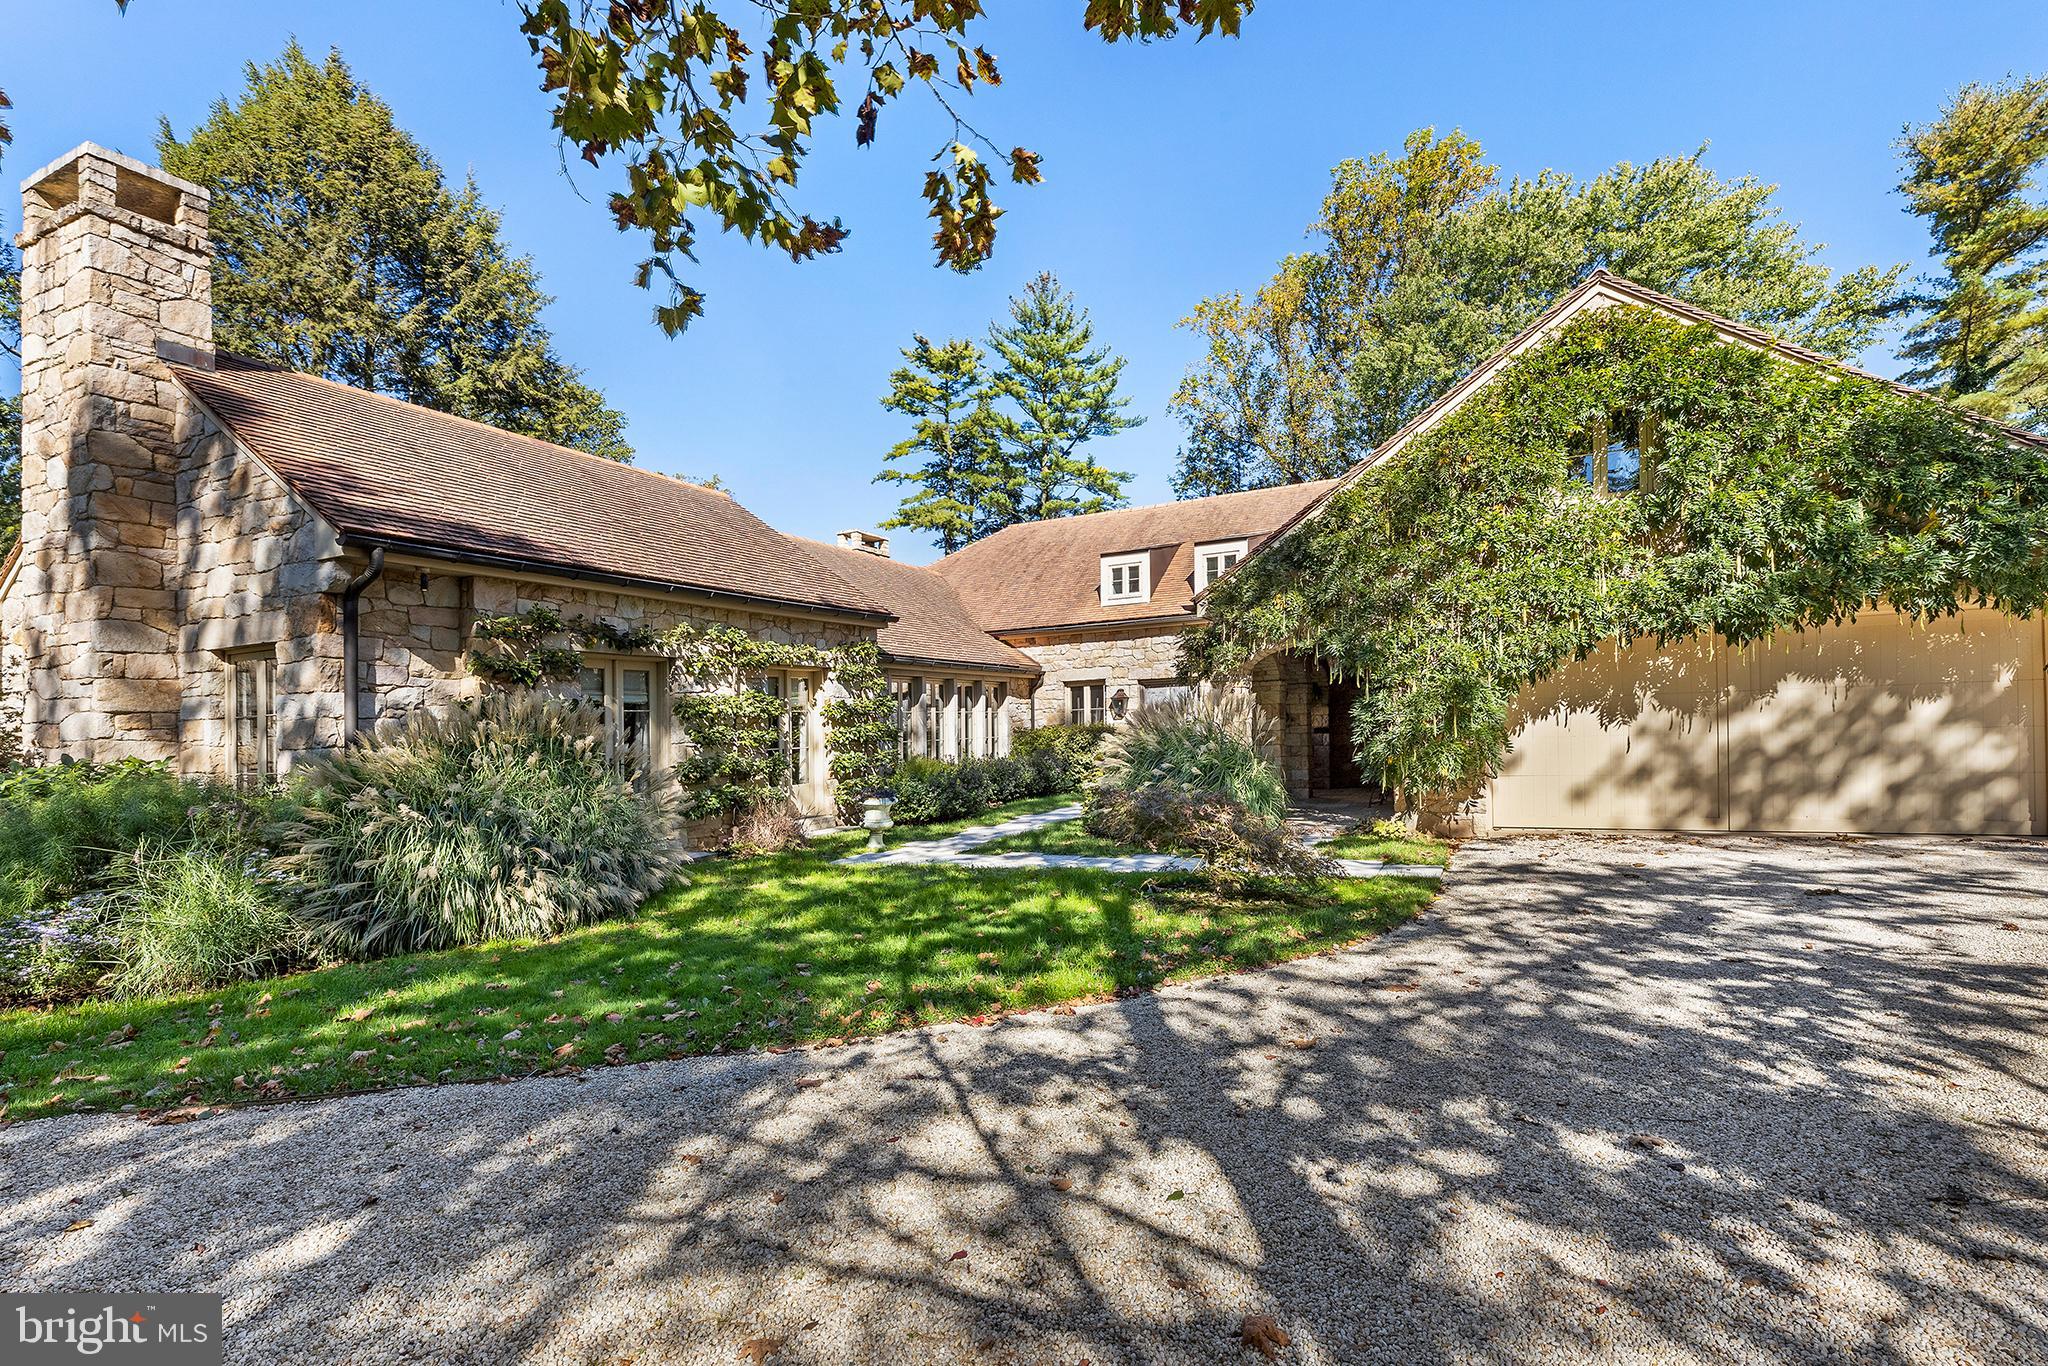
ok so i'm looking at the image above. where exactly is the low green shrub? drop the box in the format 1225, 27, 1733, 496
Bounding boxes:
1012, 722, 1111, 785
1084, 785, 1336, 881
1094, 693, 1287, 824
277, 695, 688, 957
103, 841, 313, 998
0, 760, 217, 919
887, 747, 1082, 827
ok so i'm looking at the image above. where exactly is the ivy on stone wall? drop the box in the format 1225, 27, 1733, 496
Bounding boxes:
659, 623, 896, 822
1188, 307, 2048, 804
465, 606, 658, 687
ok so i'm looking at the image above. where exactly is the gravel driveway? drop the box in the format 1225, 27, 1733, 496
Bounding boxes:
5, 835, 2045, 1364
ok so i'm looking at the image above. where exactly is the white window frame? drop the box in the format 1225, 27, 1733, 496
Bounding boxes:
753, 668, 825, 804
1101, 553, 1150, 604
1195, 539, 1249, 592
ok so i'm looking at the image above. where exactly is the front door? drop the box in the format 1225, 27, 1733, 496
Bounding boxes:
1327, 682, 1366, 789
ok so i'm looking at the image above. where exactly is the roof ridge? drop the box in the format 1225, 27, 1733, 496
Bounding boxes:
204, 350, 738, 494
962, 478, 1345, 546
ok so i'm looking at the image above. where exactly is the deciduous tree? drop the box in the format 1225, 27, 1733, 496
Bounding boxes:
1896, 74, 2048, 426
157, 42, 633, 460
1172, 130, 1901, 496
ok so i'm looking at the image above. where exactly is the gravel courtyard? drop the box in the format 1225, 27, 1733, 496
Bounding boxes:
4, 835, 2045, 1364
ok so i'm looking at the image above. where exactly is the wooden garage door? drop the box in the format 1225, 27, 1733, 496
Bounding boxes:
1488, 609, 2048, 836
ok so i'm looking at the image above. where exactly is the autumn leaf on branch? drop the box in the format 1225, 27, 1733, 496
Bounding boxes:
515, 0, 1255, 333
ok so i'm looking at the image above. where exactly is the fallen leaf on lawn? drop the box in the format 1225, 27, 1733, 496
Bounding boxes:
61, 1219, 94, 1233
1049, 1177, 1074, 1192
348, 1050, 376, 1066
605, 1012, 625, 1024
171, 1056, 191, 1073
254, 993, 272, 1007
338, 1006, 374, 1023
103, 1024, 137, 1044
552, 1043, 576, 1059
1241, 1313, 1290, 1359
736, 1338, 782, 1364
501, 1030, 523, 1042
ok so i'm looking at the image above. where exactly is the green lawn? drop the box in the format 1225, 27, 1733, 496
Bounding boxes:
0, 806, 1433, 1124
1316, 828, 1455, 866
972, 817, 1134, 857
879, 793, 1079, 845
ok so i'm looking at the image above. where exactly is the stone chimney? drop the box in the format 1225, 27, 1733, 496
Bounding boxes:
10, 143, 212, 760
835, 529, 891, 558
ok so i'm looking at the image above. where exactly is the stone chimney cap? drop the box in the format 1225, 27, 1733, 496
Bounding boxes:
836, 529, 891, 557
20, 141, 210, 203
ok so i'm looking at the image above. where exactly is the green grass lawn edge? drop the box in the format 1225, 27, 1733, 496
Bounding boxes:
0, 801, 1437, 1126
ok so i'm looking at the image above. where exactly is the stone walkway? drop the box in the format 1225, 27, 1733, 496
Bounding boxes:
836, 804, 1443, 878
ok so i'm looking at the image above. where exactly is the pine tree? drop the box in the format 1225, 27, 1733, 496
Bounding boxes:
1897, 75, 2048, 426
157, 42, 632, 460
875, 335, 1004, 555
984, 273, 1140, 523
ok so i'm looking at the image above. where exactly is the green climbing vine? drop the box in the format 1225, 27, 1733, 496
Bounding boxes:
466, 606, 658, 687
659, 623, 895, 821
1188, 306, 2048, 803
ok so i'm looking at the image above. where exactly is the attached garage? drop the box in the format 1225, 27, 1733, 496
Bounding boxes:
1488, 608, 2048, 836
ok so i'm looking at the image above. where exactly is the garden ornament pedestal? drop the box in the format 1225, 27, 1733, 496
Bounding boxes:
862, 795, 897, 851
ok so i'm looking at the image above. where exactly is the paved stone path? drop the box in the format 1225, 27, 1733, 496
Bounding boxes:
837, 803, 1444, 878
8, 834, 2043, 1363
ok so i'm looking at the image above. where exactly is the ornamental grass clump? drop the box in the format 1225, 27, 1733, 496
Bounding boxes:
278, 695, 686, 957
1093, 691, 1289, 825
104, 841, 312, 998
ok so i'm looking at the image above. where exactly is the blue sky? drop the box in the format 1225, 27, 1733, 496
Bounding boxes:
7, 2, 2047, 561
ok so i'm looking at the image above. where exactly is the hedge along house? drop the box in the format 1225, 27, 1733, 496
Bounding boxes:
925, 481, 1346, 791
0, 143, 908, 821
1222, 271, 2048, 839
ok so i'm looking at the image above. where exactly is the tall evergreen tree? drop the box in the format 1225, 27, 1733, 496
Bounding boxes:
157, 42, 632, 460
874, 335, 1003, 555
984, 273, 1140, 524
1896, 75, 2048, 426
1172, 131, 1901, 496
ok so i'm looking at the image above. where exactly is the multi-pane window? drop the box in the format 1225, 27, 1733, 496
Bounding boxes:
1196, 540, 1248, 591
754, 672, 812, 787
1142, 679, 1194, 711
1101, 554, 1148, 604
229, 652, 276, 790
1576, 412, 1656, 496
579, 660, 662, 779
1069, 681, 1107, 726
892, 681, 912, 762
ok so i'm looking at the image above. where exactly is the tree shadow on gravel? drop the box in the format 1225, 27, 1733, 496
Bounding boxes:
4, 837, 2046, 1363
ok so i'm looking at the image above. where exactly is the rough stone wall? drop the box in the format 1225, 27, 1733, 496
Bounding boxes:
1250, 652, 1318, 794
170, 423, 350, 781
7, 148, 217, 762
1006, 627, 1192, 728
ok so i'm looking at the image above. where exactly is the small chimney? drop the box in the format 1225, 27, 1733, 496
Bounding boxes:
836, 529, 891, 558
8, 143, 213, 761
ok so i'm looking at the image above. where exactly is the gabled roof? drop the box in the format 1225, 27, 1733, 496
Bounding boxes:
796, 540, 1040, 675
169, 354, 888, 621
930, 480, 1339, 635
1246, 268, 2048, 565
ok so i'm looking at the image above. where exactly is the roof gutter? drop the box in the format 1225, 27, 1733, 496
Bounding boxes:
337, 534, 895, 628
340, 546, 385, 739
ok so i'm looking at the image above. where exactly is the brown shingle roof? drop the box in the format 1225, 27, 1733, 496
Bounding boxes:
930, 481, 1339, 634
795, 540, 1040, 674
170, 354, 887, 620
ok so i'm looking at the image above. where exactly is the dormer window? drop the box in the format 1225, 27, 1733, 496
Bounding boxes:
1101, 553, 1149, 604
1196, 539, 1249, 591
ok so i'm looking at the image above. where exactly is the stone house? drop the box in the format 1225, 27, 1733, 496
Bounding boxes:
6, 143, 2044, 837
